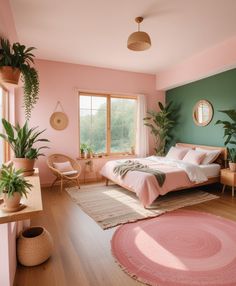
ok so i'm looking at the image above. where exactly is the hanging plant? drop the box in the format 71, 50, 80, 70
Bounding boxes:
0, 37, 39, 120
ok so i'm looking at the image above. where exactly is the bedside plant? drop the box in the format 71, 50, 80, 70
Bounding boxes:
0, 37, 39, 120
143, 101, 175, 156
0, 119, 49, 176
0, 164, 32, 211
216, 109, 236, 171
228, 148, 236, 172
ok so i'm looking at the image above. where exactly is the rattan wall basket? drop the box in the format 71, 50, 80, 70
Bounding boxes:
17, 226, 53, 266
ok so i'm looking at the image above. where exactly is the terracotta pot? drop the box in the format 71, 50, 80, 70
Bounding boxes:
17, 227, 53, 266
0, 66, 21, 85
3, 192, 21, 210
13, 158, 35, 176
229, 162, 236, 172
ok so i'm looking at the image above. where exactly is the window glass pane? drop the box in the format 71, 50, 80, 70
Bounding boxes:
111, 98, 136, 153
0, 88, 3, 165
80, 95, 107, 153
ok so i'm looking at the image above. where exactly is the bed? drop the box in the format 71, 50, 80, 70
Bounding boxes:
100, 143, 227, 207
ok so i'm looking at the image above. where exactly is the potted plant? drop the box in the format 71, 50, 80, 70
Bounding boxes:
0, 119, 49, 176
87, 146, 93, 159
0, 37, 39, 119
228, 148, 236, 172
0, 163, 32, 211
143, 101, 175, 156
80, 143, 88, 159
216, 109, 236, 171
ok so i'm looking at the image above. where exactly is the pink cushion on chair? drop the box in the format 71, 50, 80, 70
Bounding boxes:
182, 150, 206, 165
166, 146, 189, 160
53, 161, 74, 172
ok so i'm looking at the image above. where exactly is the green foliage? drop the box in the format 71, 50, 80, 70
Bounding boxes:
80, 99, 136, 153
215, 109, 236, 146
0, 119, 49, 159
143, 101, 175, 156
0, 37, 39, 120
0, 163, 32, 198
228, 148, 236, 163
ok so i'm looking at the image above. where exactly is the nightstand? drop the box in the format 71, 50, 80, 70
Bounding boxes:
220, 168, 236, 197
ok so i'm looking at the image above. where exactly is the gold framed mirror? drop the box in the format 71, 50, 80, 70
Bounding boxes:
192, 100, 213, 126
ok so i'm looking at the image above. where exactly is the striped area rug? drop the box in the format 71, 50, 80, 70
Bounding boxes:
66, 184, 219, 229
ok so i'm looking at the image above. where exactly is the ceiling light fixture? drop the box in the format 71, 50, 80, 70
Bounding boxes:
127, 17, 151, 51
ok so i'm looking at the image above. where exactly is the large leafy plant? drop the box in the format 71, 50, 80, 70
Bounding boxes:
0, 163, 32, 198
215, 109, 236, 162
143, 101, 175, 156
0, 37, 39, 120
0, 119, 49, 159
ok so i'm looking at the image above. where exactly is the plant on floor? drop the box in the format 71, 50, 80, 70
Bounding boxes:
143, 101, 175, 156
0, 119, 49, 175
0, 37, 39, 120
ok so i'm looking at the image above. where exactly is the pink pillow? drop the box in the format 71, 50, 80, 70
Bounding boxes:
53, 161, 74, 172
166, 147, 189, 160
195, 147, 221, 165
182, 150, 206, 165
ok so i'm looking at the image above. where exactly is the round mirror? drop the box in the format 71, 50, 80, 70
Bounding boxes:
193, 100, 213, 126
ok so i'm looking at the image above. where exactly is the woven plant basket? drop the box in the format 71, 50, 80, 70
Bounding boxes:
17, 226, 53, 266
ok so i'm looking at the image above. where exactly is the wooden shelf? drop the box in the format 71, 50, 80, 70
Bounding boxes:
0, 170, 43, 224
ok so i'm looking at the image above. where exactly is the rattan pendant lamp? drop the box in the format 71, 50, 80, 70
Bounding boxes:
127, 17, 151, 51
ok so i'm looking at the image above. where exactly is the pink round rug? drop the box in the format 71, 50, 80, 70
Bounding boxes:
111, 210, 236, 286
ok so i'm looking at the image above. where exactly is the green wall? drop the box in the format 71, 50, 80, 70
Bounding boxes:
166, 68, 236, 147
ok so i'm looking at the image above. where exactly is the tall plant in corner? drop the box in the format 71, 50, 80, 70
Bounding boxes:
144, 101, 175, 156
0, 37, 39, 120
216, 109, 236, 171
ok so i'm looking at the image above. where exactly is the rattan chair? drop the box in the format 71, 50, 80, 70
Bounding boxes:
47, 154, 81, 192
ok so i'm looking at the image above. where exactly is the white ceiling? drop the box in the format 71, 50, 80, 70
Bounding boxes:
10, 0, 236, 74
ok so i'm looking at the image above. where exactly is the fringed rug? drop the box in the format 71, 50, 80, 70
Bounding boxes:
111, 210, 236, 286
66, 184, 219, 229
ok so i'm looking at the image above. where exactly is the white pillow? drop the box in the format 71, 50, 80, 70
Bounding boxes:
53, 161, 74, 172
182, 150, 206, 165
166, 146, 189, 160
195, 147, 221, 165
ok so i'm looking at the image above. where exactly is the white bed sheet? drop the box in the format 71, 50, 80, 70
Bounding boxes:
199, 163, 221, 178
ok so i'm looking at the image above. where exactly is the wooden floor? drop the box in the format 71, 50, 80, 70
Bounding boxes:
14, 183, 236, 286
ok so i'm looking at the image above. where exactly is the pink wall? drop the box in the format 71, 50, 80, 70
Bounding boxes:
0, 0, 18, 42
15, 60, 164, 185
156, 36, 236, 91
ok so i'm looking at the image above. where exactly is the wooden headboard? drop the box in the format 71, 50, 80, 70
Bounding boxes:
176, 143, 227, 168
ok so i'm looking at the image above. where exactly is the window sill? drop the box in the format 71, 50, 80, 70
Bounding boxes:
77, 154, 137, 161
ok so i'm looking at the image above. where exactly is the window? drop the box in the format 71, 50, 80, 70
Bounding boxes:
79, 93, 137, 155
0, 86, 9, 165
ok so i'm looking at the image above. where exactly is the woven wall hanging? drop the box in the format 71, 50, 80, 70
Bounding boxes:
50, 101, 69, 130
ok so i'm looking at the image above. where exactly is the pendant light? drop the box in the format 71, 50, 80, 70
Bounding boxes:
127, 17, 151, 51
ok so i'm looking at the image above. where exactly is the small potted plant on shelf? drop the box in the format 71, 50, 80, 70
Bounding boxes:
0, 37, 39, 119
0, 119, 49, 176
87, 146, 94, 159
80, 143, 88, 159
228, 148, 236, 172
0, 163, 32, 211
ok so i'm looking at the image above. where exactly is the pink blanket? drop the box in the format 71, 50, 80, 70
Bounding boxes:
100, 158, 197, 207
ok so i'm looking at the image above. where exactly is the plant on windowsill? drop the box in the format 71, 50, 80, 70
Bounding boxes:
0, 37, 39, 120
216, 109, 236, 172
0, 119, 49, 176
143, 101, 175, 156
0, 163, 32, 211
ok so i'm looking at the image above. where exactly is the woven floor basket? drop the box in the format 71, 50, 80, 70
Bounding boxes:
17, 226, 53, 266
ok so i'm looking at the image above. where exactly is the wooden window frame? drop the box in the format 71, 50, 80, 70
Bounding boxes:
79, 92, 137, 156
0, 85, 10, 163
